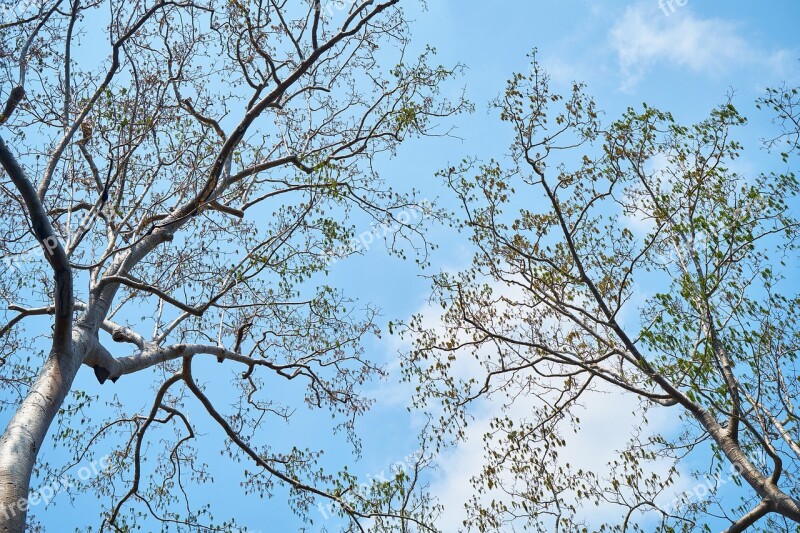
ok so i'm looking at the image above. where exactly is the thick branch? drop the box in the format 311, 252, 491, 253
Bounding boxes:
722, 500, 769, 533
0, 136, 73, 350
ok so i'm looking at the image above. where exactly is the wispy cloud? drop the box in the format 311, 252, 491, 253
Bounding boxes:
429, 385, 682, 531
610, 3, 792, 90
398, 278, 684, 530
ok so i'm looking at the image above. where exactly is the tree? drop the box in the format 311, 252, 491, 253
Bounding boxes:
403, 55, 800, 532
0, 0, 467, 530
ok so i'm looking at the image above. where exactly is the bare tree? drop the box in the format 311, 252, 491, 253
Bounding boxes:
403, 55, 800, 532
0, 0, 467, 530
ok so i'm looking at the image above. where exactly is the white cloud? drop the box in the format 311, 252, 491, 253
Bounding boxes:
428, 383, 684, 531
610, 3, 792, 90
390, 278, 686, 531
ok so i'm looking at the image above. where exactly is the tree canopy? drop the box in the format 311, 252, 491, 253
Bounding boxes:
403, 56, 800, 532
0, 0, 466, 530
2, 2, 800, 532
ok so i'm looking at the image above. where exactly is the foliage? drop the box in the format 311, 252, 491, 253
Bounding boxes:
403, 53, 800, 532
0, 0, 467, 530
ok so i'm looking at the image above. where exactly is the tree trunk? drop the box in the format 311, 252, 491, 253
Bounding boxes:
0, 332, 87, 532
0, 130, 79, 531
700, 410, 800, 524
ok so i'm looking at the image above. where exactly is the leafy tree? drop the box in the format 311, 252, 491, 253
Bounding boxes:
403, 55, 800, 532
0, 0, 467, 530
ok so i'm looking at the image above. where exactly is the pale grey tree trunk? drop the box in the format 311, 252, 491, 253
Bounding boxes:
0, 348, 81, 532
0, 137, 78, 532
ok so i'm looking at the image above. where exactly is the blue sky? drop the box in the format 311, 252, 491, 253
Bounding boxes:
331, 2, 800, 531
16, 0, 800, 531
